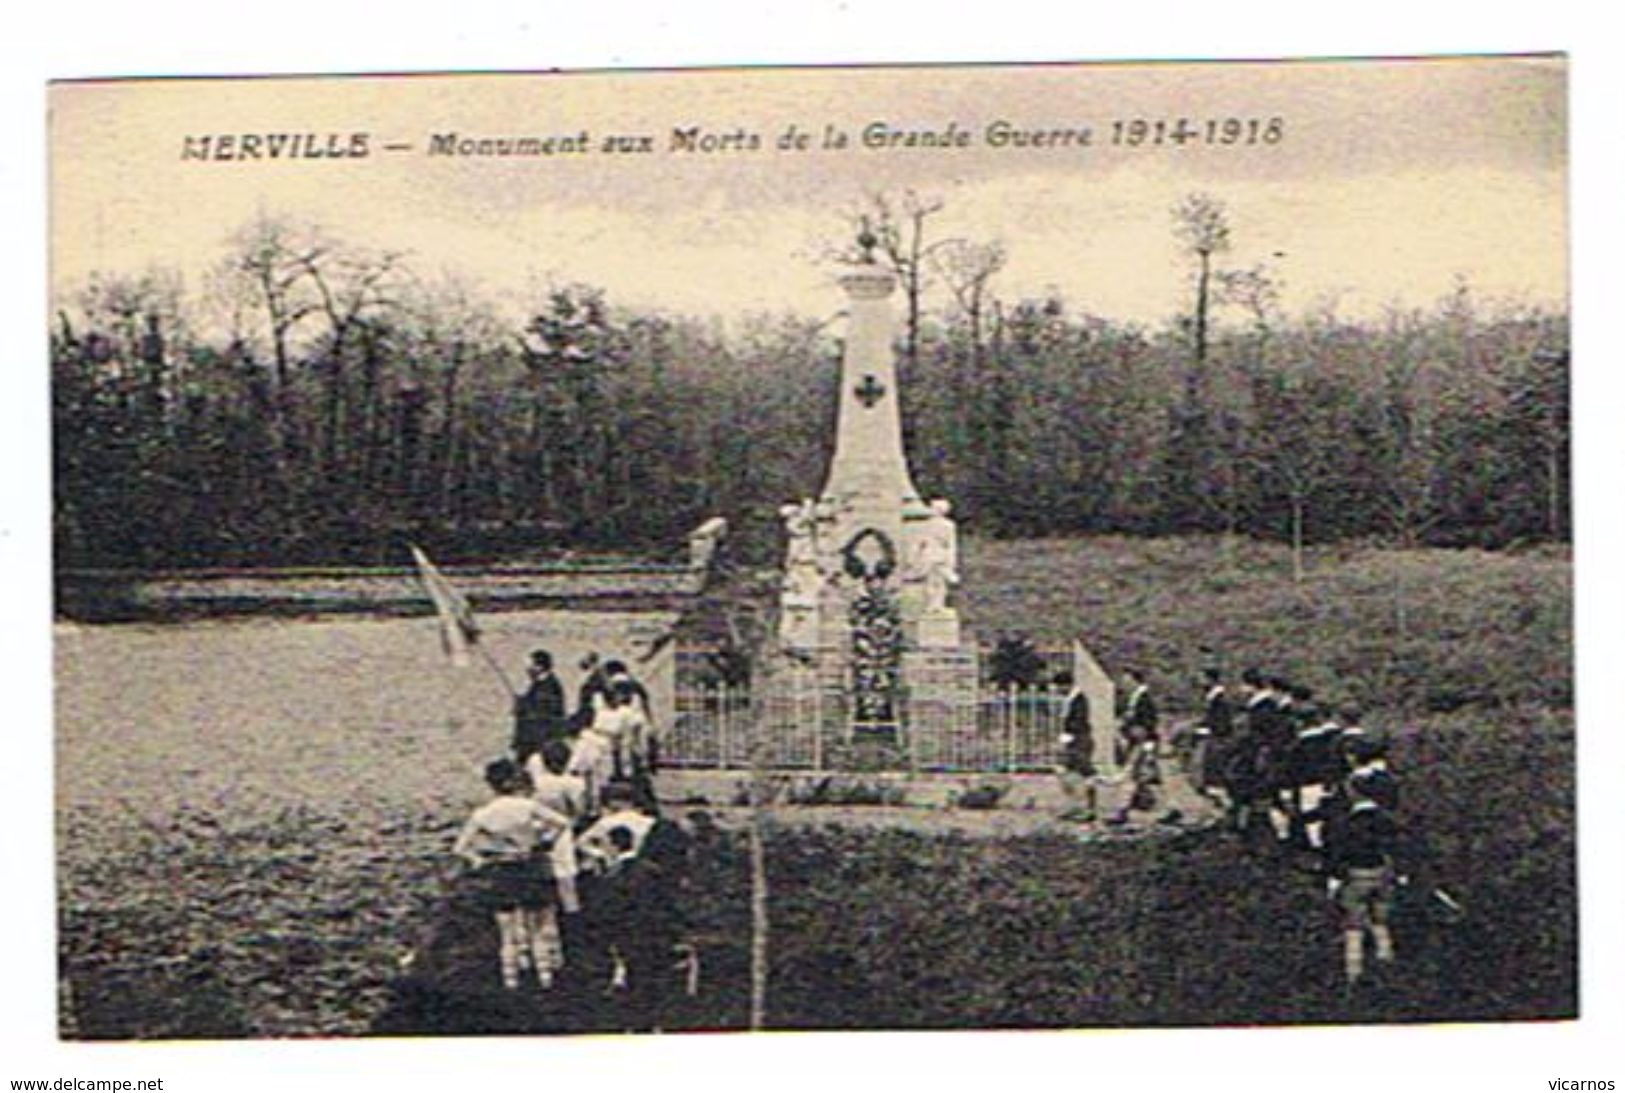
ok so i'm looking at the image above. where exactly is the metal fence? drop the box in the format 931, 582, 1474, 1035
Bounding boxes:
666, 677, 1069, 773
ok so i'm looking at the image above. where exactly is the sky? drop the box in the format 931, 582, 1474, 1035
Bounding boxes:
49, 56, 1567, 330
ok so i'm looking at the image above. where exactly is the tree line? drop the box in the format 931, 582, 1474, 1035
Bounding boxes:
51, 200, 1569, 572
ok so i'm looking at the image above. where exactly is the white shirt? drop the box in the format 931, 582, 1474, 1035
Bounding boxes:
577, 809, 657, 868
524, 759, 589, 821
452, 795, 571, 867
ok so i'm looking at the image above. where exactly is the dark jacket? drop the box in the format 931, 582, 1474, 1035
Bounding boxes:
1349, 766, 1400, 811
1203, 686, 1234, 738
513, 673, 567, 757
572, 668, 610, 730
1120, 685, 1158, 742
1325, 801, 1400, 875
1060, 690, 1094, 775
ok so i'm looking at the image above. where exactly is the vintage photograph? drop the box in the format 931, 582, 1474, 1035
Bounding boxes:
49, 56, 1572, 1038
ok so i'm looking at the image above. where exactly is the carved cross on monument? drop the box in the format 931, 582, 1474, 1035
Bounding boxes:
854, 373, 886, 408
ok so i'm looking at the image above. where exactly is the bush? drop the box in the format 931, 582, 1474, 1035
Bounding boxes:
988, 635, 1049, 687
953, 782, 1008, 811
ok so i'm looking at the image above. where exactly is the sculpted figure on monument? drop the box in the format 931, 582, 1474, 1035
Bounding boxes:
781, 499, 823, 608
916, 499, 960, 614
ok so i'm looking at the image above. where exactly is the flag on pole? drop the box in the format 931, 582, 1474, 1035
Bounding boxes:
410, 544, 480, 667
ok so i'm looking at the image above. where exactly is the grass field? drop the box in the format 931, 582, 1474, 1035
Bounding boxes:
54, 536, 1575, 1036
960, 535, 1572, 714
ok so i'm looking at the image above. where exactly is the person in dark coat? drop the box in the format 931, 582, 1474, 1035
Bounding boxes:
1222, 668, 1279, 836
1052, 672, 1098, 819
1110, 667, 1165, 823
512, 649, 568, 765
1190, 666, 1233, 799
1116, 666, 1158, 765
1324, 777, 1402, 990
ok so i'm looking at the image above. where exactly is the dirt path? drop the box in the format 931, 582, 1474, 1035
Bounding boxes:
653, 765, 1225, 840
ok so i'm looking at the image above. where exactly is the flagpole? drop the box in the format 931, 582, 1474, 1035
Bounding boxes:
410, 542, 519, 701
476, 641, 519, 698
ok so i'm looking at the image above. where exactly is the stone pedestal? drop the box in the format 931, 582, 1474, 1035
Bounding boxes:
900, 648, 980, 769
914, 611, 962, 650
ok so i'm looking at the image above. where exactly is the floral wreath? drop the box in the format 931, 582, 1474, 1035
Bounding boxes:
841, 527, 898, 581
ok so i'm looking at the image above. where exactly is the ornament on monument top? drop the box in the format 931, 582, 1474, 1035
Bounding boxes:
856, 220, 879, 265
838, 221, 895, 300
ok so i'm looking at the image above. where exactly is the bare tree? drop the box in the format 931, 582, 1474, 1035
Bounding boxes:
214, 215, 331, 396
72, 267, 189, 420
932, 239, 1008, 521
1172, 193, 1232, 373
1215, 262, 1282, 357
1376, 340, 1442, 635
1248, 366, 1344, 583
298, 243, 408, 482
853, 191, 946, 380
933, 239, 1007, 366
401, 274, 506, 523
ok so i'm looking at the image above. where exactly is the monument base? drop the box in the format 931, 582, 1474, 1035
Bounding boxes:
752, 640, 983, 772
900, 643, 980, 769
912, 610, 962, 649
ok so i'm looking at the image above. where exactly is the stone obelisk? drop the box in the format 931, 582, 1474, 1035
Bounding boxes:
819, 255, 923, 526
776, 230, 975, 750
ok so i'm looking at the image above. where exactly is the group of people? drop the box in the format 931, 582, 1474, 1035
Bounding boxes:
1057, 664, 1409, 991
511, 649, 660, 814
449, 648, 688, 1027
455, 646, 1412, 1006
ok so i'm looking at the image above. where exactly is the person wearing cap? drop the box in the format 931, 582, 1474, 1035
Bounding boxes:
512, 648, 568, 766
1324, 775, 1402, 991
452, 758, 578, 990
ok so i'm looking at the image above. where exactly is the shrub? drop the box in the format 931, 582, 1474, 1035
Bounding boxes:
953, 782, 1008, 811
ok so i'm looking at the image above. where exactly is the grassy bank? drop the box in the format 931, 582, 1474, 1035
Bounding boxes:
959, 535, 1572, 714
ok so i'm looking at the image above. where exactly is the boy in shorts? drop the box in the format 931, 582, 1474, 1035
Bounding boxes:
1324, 777, 1400, 991
453, 758, 576, 989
